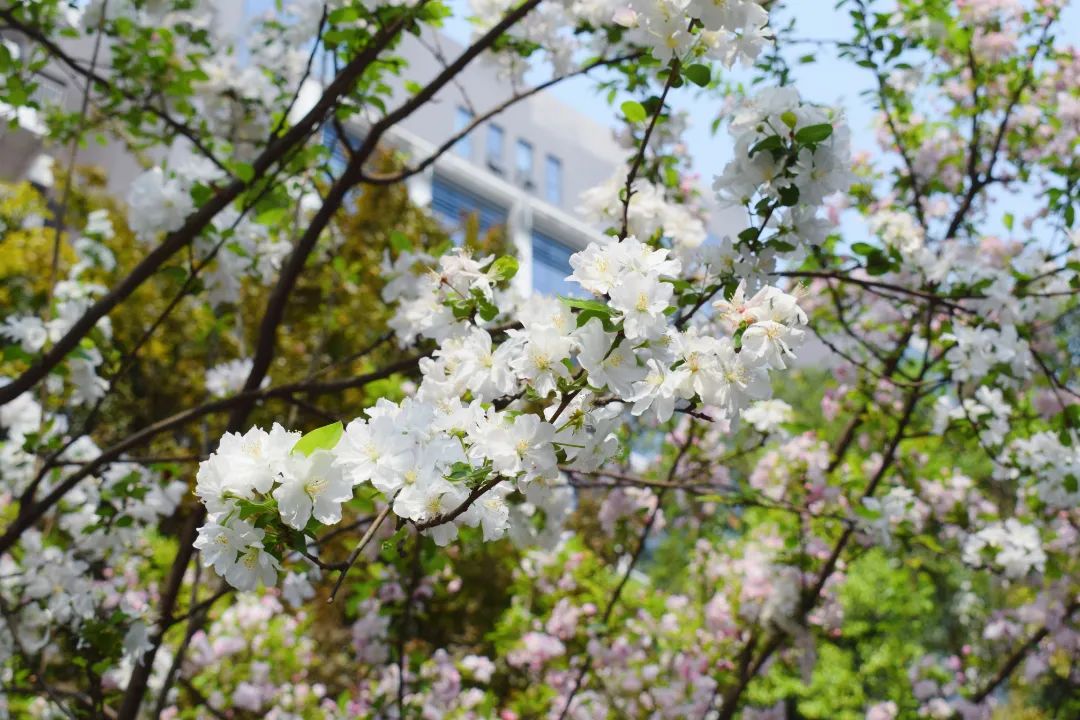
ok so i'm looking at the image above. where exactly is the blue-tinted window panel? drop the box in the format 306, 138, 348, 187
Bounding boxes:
545, 155, 562, 206
431, 175, 508, 244
532, 229, 583, 297
516, 139, 533, 188
487, 124, 505, 170
322, 124, 364, 205
454, 107, 473, 159
322, 124, 352, 177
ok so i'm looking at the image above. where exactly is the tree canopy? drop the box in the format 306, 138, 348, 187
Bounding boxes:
0, 1, 1077, 718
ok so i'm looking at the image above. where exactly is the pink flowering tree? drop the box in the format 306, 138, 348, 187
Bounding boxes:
0, 0, 1077, 718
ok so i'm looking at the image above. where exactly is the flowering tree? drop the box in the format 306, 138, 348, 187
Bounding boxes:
0, 0, 1077, 718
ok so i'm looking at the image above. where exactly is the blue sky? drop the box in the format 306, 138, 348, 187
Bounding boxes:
433, 0, 1079, 243
432, 0, 1079, 186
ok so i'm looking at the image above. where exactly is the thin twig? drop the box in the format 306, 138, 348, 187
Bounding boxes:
329, 500, 395, 602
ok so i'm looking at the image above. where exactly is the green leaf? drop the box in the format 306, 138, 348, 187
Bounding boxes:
683, 63, 711, 87
490, 255, 519, 282
694, 494, 729, 504
561, 297, 614, 317
256, 207, 288, 226
1064, 475, 1078, 494
234, 163, 254, 183
620, 100, 647, 123
561, 297, 617, 330
190, 183, 213, 206
160, 266, 188, 284
794, 123, 834, 144
851, 242, 877, 256
389, 230, 413, 253
380, 526, 410, 556
915, 534, 945, 553
853, 503, 882, 521
780, 111, 798, 129
328, 6, 360, 23
778, 185, 800, 207
2, 344, 32, 363
738, 227, 760, 244
292, 421, 344, 456
447, 295, 473, 321
429, 238, 453, 258
865, 249, 892, 276
475, 293, 500, 322
749, 135, 783, 155
236, 497, 273, 521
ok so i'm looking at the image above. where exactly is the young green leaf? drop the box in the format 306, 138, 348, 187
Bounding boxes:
389, 230, 413, 253
683, 63, 711, 87
490, 255, 519, 282
292, 421, 344, 456
621, 100, 647, 123
794, 123, 834, 144
561, 297, 615, 316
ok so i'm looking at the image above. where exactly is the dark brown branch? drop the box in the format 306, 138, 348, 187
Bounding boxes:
779, 270, 973, 313
328, 501, 395, 601
852, 0, 927, 229
115, 509, 202, 719
941, 17, 1055, 242
117, 4, 548, 711
620, 59, 680, 241
968, 599, 1079, 704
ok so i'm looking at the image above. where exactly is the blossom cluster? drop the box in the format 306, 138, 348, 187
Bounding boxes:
0, 392, 185, 685
962, 519, 1047, 578
469, 0, 771, 79
1002, 430, 1080, 510
195, 230, 809, 590
614, 0, 773, 66
578, 168, 707, 259
712, 86, 854, 275
127, 161, 291, 306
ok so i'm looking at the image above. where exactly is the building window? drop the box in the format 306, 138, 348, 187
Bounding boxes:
487, 124, 505, 172
532, 229, 583, 297
322, 123, 354, 178
544, 155, 562, 206
516, 139, 533, 189
322, 124, 366, 204
33, 71, 66, 108
431, 174, 508, 245
454, 106, 473, 159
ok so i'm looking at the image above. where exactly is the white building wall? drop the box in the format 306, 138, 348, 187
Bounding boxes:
384, 31, 628, 219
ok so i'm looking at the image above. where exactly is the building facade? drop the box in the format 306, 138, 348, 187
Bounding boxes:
314, 29, 635, 298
